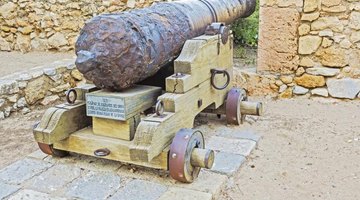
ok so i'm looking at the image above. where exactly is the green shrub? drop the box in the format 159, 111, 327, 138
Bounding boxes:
231, 0, 259, 47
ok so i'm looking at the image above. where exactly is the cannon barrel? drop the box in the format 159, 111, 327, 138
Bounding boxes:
75, 0, 257, 90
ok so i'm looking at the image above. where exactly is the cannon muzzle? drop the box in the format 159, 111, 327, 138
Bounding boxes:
75, 0, 257, 90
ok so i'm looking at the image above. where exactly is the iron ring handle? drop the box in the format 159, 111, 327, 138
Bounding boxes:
66, 89, 77, 104
155, 100, 164, 116
210, 69, 230, 90
94, 148, 111, 157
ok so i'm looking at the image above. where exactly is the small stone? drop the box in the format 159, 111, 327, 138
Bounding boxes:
43, 68, 57, 76
327, 78, 360, 99
50, 83, 71, 93
22, 108, 31, 115
71, 69, 84, 81
279, 85, 288, 93
0, 80, 19, 95
298, 24, 310, 36
293, 86, 309, 95
48, 32, 68, 49
306, 67, 340, 77
321, 37, 333, 48
40, 95, 60, 106
316, 46, 348, 67
16, 97, 27, 108
296, 67, 306, 76
280, 76, 293, 84
7, 94, 18, 103
0, 98, 5, 108
299, 57, 315, 67
298, 35, 322, 55
301, 12, 320, 22
275, 80, 284, 87
311, 17, 344, 32
17, 73, 32, 81
0, 112, 5, 120
294, 74, 326, 88
4, 107, 11, 117
311, 88, 329, 97
340, 39, 352, 49
350, 31, 360, 43
319, 29, 334, 37
349, 12, 360, 30
279, 87, 293, 98
304, 0, 320, 12
25, 76, 54, 105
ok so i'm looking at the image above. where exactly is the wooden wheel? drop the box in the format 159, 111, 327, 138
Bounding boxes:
226, 88, 247, 125
169, 129, 214, 183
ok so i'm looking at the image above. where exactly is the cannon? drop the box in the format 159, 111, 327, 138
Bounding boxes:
76, 0, 256, 90
33, 0, 261, 183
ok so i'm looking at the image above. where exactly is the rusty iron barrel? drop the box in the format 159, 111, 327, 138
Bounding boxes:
75, 0, 257, 90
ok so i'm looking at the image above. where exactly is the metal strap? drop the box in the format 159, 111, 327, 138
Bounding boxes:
199, 0, 218, 22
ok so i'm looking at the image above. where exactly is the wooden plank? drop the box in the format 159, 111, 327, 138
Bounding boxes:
165, 34, 233, 93
93, 114, 140, 141
54, 127, 168, 170
33, 102, 91, 144
86, 85, 162, 121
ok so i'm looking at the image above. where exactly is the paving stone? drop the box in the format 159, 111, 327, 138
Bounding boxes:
27, 164, 81, 193
158, 187, 212, 200
210, 152, 246, 176
0, 182, 20, 199
7, 189, 66, 200
207, 136, 257, 156
109, 179, 167, 200
216, 130, 261, 142
0, 158, 52, 185
27, 150, 49, 160
65, 171, 121, 200
173, 170, 227, 197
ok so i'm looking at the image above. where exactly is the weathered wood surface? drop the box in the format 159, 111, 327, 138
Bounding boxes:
33, 103, 91, 144
166, 35, 233, 93
93, 114, 141, 141
54, 127, 169, 170
86, 85, 162, 121
130, 34, 233, 162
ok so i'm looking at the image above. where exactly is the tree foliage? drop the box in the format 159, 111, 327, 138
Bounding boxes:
231, 0, 259, 47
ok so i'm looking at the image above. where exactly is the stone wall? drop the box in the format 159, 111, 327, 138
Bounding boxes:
0, 0, 160, 52
0, 59, 85, 120
254, 0, 360, 99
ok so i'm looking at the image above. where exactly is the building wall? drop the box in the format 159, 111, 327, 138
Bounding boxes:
255, 0, 360, 99
0, 0, 160, 52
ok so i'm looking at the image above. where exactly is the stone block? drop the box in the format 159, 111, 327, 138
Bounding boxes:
0, 158, 52, 185
108, 180, 167, 200
7, 189, 66, 200
311, 88, 329, 97
173, 170, 227, 197
294, 74, 325, 88
158, 187, 212, 200
65, 171, 121, 200
0, 182, 20, 199
258, 7, 300, 73
26, 164, 81, 193
327, 78, 360, 99
293, 85, 309, 95
216, 130, 261, 142
210, 152, 246, 176
207, 136, 256, 157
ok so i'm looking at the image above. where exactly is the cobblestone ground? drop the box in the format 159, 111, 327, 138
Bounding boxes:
0, 117, 260, 200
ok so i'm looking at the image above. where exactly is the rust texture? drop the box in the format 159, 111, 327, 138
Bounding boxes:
75, 0, 257, 90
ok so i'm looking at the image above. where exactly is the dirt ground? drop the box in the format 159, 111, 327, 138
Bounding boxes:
0, 98, 359, 199
220, 98, 360, 200
0, 52, 74, 76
